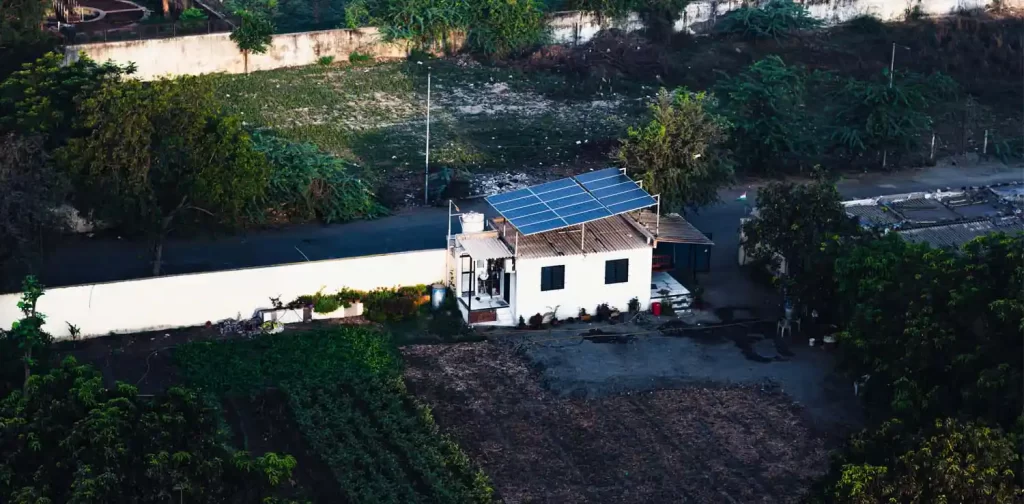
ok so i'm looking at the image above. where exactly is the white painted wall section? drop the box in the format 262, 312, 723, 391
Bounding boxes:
0, 249, 446, 339
514, 247, 653, 321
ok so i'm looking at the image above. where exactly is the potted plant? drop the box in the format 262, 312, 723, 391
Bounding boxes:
578, 307, 591, 322
595, 303, 612, 322
627, 297, 640, 314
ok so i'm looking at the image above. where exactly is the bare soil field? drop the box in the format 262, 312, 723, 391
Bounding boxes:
402, 342, 830, 504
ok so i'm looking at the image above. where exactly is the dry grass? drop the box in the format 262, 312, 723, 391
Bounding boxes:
402, 342, 830, 504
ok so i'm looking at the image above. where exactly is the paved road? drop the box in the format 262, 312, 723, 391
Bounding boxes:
29, 161, 1023, 290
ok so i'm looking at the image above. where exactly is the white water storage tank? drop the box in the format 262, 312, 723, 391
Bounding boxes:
460, 212, 485, 233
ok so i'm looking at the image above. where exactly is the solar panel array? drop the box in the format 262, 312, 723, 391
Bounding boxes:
486, 168, 657, 235
575, 168, 658, 215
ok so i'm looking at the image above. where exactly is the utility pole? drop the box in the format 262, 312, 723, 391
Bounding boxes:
889, 42, 896, 89
424, 71, 431, 205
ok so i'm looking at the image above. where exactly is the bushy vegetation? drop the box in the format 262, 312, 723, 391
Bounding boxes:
708, 55, 958, 174
617, 88, 734, 213
251, 130, 386, 223
0, 53, 391, 280
714, 55, 811, 174
744, 179, 1024, 502
829, 69, 957, 165
60, 76, 271, 275
0, 280, 298, 502
740, 172, 860, 321
175, 328, 494, 503
346, 0, 548, 56
716, 0, 822, 40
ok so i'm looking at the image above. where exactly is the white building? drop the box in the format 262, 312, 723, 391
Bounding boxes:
447, 168, 713, 326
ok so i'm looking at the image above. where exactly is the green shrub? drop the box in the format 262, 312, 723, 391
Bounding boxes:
313, 295, 341, 313
829, 70, 957, 163
317, 55, 335, 66
178, 7, 209, 31
467, 0, 548, 58
715, 0, 822, 40
359, 285, 427, 323
844, 13, 886, 33
348, 51, 373, 64
714, 56, 812, 175
249, 130, 386, 224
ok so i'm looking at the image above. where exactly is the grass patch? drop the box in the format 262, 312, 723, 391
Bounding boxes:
175, 328, 494, 503
206, 60, 647, 192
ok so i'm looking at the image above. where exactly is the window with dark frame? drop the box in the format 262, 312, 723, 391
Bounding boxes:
540, 265, 565, 291
605, 258, 629, 284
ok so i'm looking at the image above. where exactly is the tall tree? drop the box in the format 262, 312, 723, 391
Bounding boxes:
0, 134, 68, 284
0, 0, 56, 83
741, 172, 861, 321
0, 0, 48, 48
0, 357, 298, 502
59, 77, 269, 275
714, 56, 811, 175
834, 232, 1024, 429
0, 52, 133, 146
231, 7, 276, 73
617, 88, 734, 213
0, 276, 52, 397
822, 418, 1022, 504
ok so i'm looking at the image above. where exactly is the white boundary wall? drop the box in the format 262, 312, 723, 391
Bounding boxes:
69, 1, 991, 80
0, 249, 446, 340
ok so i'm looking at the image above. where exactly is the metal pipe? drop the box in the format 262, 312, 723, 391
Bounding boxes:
580, 223, 585, 251
424, 71, 431, 205
655, 194, 661, 236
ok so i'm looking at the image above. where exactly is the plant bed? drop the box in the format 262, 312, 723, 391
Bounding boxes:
222, 390, 341, 503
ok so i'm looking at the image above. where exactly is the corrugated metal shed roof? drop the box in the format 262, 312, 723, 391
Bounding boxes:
845, 204, 902, 226
456, 234, 513, 260
636, 211, 713, 245
493, 215, 650, 259
898, 218, 1024, 249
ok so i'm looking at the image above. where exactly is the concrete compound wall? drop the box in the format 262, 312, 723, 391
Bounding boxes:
0, 249, 446, 340
70, 1, 993, 79
64, 27, 417, 80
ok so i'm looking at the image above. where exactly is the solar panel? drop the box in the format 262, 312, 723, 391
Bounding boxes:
485, 177, 614, 235
576, 168, 657, 215
485, 169, 656, 236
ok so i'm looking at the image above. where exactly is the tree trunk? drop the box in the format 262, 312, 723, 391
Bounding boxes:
22, 349, 31, 394
162, 0, 170, 17
244, 50, 249, 74
152, 237, 164, 276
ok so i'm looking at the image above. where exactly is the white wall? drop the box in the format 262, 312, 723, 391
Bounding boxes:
64, 27, 417, 80
0, 249, 446, 339
514, 247, 653, 321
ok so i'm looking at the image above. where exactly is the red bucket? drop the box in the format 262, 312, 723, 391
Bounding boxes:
651, 301, 662, 316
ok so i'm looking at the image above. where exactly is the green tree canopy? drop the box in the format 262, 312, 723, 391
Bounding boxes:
741, 172, 861, 320
0, 134, 69, 283
834, 232, 1024, 429
0, 357, 298, 503
0, 276, 52, 397
829, 70, 956, 165
714, 56, 811, 175
231, 7, 276, 73
617, 88, 734, 213
823, 418, 1022, 504
0, 52, 134, 145
58, 76, 270, 275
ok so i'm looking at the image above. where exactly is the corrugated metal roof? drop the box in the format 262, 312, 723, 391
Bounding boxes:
636, 211, 713, 245
456, 235, 514, 260
845, 204, 902, 226
898, 218, 1024, 249
493, 215, 650, 259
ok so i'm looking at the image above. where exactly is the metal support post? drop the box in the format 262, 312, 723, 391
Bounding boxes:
424, 71, 431, 205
